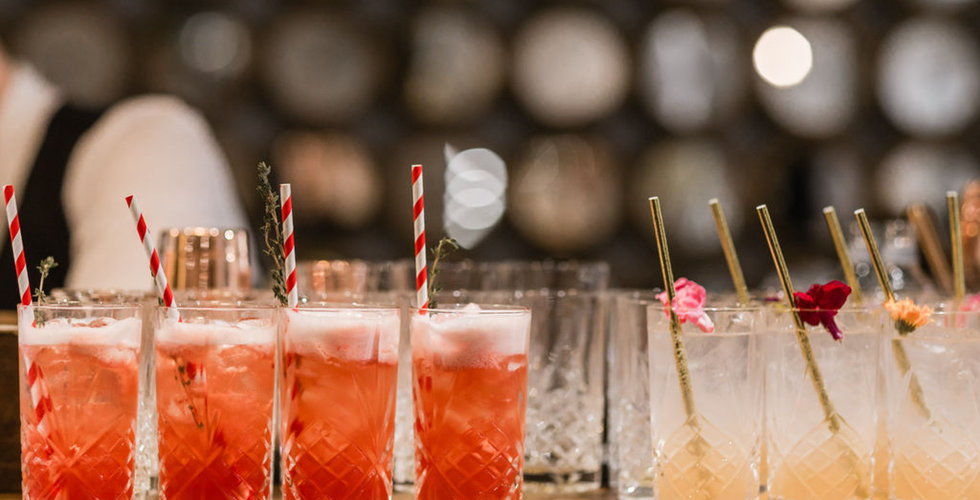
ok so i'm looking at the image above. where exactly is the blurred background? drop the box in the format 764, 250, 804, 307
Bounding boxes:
1, 0, 976, 290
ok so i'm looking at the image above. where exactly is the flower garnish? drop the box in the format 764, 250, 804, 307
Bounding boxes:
960, 293, 980, 312
655, 278, 714, 333
884, 298, 933, 335
793, 280, 851, 341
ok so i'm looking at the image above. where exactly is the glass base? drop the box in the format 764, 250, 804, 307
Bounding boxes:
523, 469, 601, 494
617, 485, 654, 499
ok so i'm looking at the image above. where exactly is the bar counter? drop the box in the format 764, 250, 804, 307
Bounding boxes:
0, 492, 616, 499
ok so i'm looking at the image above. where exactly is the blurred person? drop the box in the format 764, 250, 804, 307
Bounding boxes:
0, 45, 248, 307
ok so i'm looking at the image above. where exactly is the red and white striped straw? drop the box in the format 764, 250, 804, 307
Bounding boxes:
4, 185, 31, 307
411, 164, 428, 310
4, 185, 54, 438
280, 184, 298, 309
125, 195, 180, 320
23, 353, 53, 437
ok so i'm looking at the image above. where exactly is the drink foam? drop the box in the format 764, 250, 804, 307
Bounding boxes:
285, 308, 400, 364
412, 304, 530, 368
19, 316, 142, 348
156, 318, 275, 346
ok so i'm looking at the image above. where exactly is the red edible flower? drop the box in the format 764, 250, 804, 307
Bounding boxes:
793, 280, 852, 341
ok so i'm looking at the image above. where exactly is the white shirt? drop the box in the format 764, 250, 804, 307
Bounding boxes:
0, 64, 248, 290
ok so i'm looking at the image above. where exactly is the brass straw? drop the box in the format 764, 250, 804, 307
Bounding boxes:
855, 209, 931, 420
948, 191, 966, 304
907, 203, 954, 295
757, 205, 840, 433
649, 197, 697, 420
855, 210, 894, 302
709, 199, 750, 305
822, 206, 863, 304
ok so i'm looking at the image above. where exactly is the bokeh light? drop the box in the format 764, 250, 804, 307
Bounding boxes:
178, 12, 251, 79
753, 26, 813, 88
755, 18, 857, 138
510, 136, 620, 252
513, 8, 630, 127
273, 131, 381, 228
878, 142, 979, 216
640, 9, 744, 133
878, 17, 980, 137
443, 147, 508, 249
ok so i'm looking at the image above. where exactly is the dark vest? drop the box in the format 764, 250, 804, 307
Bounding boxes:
0, 104, 104, 309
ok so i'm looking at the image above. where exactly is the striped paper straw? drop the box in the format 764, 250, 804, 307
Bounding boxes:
412, 164, 428, 310
24, 353, 54, 437
125, 195, 180, 320
4, 185, 54, 438
4, 185, 31, 307
280, 184, 298, 309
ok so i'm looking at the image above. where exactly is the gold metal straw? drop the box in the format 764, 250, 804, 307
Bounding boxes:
649, 197, 697, 420
757, 205, 840, 432
709, 199, 750, 305
855, 209, 931, 419
907, 203, 954, 295
822, 206, 863, 304
855, 210, 894, 302
949, 191, 966, 304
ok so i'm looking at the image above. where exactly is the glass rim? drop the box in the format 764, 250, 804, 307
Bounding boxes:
911, 309, 980, 316
159, 225, 251, 234
435, 258, 609, 268
774, 306, 879, 314
18, 303, 142, 311
288, 303, 401, 313
152, 304, 277, 312
414, 304, 531, 314
645, 304, 766, 313
649, 327, 764, 338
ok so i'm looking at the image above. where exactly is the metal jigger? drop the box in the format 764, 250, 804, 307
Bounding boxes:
157, 228, 253, 292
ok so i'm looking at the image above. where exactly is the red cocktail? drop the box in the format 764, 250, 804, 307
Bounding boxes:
19, 305, 142, 499
411, 305, 531, 500
155, 306, 276, 500
279, 306, 400, 499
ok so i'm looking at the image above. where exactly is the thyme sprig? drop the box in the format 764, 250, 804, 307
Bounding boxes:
428, 237, 459, 309
32, 256, 57, 325
257, 162, 288, 306
172, 356, 205, 429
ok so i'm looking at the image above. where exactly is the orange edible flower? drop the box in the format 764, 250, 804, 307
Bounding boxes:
883, 298, 933, 335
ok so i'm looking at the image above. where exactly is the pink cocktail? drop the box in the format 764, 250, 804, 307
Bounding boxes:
411, 305, 531, 500
19, 304, 143, 499
154, 306, 276, 500
279, 306, 400, 499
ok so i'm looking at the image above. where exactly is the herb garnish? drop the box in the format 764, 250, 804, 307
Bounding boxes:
32, 256, 57, 325
257, 162, 288, 306
427, 237, 458, 308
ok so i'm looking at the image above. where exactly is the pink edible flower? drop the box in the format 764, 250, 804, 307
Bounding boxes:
656, 278, 715, 333
960, 293, 980, 312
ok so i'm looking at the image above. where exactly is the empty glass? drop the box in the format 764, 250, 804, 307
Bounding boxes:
607, 291, 656, 498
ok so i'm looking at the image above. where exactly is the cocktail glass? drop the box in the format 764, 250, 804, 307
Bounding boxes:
412, 261, 609, 493
411, 304, 531, 500
884, 310, 980, 499
766, 308, 880, 500
648, 306, 764, 500
607, 290, 656, 499
19, 303, 143, 498
154, 305, 276, 499
279, 305, 401, 499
